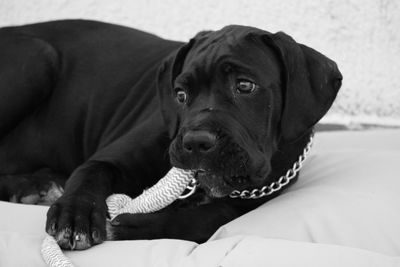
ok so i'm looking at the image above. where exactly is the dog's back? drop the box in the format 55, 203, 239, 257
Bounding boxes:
0, 20, 180, 173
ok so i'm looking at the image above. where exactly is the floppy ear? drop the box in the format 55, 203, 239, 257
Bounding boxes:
263, 32, 343, 142
157, 40, 194, 138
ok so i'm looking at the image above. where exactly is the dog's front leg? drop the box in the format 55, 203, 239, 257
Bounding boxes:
45, 161, 118, 250
108, 202, 243, 243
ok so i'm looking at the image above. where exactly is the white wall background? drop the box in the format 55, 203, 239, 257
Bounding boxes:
1, 0, 399, 125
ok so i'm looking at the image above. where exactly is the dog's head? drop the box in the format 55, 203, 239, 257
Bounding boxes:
157, 26, 342, 198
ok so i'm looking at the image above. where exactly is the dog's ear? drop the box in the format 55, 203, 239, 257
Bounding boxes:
263, 32, 342, 142
157, 39, 194, 138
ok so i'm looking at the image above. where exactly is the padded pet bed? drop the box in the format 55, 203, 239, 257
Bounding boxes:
1, 129, 400, 266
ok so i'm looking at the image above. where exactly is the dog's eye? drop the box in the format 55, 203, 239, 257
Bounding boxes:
175, 88, 187, 104
236, 79, 256, 94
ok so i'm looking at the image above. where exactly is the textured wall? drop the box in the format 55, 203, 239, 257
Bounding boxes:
1, 0, 400, 125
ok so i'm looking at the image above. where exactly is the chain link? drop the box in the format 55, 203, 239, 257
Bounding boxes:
178, 178, 200, 199
229, 133, 314, 199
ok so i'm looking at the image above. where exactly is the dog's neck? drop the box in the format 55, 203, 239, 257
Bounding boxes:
228, 129, 314, 200
269, 129, 314, 184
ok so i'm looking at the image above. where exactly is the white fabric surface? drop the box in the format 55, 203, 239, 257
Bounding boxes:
211, 129, 400, 256
1, 129, 400, 267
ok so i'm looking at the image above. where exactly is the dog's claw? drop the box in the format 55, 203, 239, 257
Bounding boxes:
49, 222, 57, 235
92, 230, 99, 241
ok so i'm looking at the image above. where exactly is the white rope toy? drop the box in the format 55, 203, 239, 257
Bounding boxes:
41, 167, 195, 267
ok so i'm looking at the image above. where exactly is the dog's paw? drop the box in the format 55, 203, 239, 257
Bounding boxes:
9, 180, 64, 205
0, 170, 65, 205
106, 212, 168, 240
37, 181, 64, 205
10, 192, 41, 204
45, 195, 107, 250
105, 220, 115, 240
0, 174, 41, 204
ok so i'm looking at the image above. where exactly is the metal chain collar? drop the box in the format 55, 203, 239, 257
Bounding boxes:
179, 133, 314, 200
229, 133, 314, 199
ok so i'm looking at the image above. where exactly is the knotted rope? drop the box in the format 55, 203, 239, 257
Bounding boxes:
41, 167, 195, 267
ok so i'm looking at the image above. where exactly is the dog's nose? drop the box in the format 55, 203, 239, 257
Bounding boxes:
182, 130, 217, 154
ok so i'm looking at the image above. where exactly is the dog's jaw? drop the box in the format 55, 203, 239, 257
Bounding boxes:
169, 134, 272, 199
196, 171, 233, 198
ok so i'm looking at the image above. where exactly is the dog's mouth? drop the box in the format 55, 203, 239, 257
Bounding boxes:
191, 169, 255, 198
170, 152, 269, 198
169, 130, 270, 198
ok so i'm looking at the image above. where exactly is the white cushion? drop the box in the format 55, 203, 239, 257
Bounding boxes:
1, 129, 400, 266
211, 129, 400, 256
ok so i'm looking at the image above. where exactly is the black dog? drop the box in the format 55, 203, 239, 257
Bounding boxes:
0, 20, 342, 250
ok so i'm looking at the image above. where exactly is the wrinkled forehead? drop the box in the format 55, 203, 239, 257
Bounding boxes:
181, 26, 280, 80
